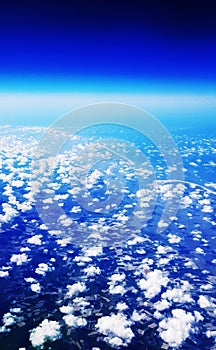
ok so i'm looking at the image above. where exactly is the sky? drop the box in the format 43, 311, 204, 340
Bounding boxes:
0, 0, 215, 126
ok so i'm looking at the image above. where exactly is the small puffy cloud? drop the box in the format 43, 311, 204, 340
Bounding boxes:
29, 319, 61, 349
0, 308, 22, 333
25, 277, 37, 283
10, 253, 28, 266
30, 283, 41, 293
56, 237, 71, 247
154, 299, 171, 311
198, 295, 214, 309
109, 273, 126, 295
59, 305, 74, 314
138, 269, 169, 299
83, 265, 101, 277
27, 235, 42, 246
63, 314, 87, 328
66, 282, 86, 298
110, 273, 126, 284
84, 246, 103, 257
127, 236, 145, 246
109, 284, 126, 295
116, 302, 128, 312
202, 205, 213, 213
161, 281, 192, 304
156, 245, 172, 255
131, 310, 147, 322
3, 312, 17, 327
167, 234, 181, 244
35, 263, 52, 276
206, 330, 216, 338
20, 246, 31, 252
0, 270, 9, 278
96, 313, 134, 347
0, 203, 18, 223
86, 169, 103, 189
195, 247, 205, 254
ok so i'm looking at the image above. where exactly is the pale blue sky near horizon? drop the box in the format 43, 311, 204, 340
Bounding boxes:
0, 91, 215, 130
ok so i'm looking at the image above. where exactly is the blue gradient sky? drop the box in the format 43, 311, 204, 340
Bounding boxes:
0, 0, 215, 127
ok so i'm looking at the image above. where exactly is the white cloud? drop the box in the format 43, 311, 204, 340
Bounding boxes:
138, 269, 169, 299
116, 302, 128, 312
63, 314, 87, 328
96, 313, 134, 347
10, 253, 28, 266
109, 273, 126, 295
198, 295, 215, 309
83, 265, 101, 277
29, 319, 61, 349
195, 247, 205, 254
131, 310, 147, 322
25, 277, 37, 283
0, 270, 9, 278
66, 282, 86, 298
109, 284, 126, 295
202, 205, 213, 213
110, 273, 126, 284
30, 283, 41, 293
154, 299, 171, 311
127, 236, 145, 246
59, 305, 74, 314
159, 309, 196, 347
56, 237, 71, 247
20, 246, 31, 252
84, 246, 103, 257
35, 263, 53, 276
3, 312, 17, 327
27, 235, 42, 246
206, 330, 216, 338
167, 234, 181, 244
161, 281, 193, 304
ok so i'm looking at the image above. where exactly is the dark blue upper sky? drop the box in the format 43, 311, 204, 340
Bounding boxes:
0, 0, 216, 93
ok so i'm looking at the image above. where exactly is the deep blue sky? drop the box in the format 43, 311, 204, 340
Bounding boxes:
0, 0, 215, 126
1, 0, 216, 91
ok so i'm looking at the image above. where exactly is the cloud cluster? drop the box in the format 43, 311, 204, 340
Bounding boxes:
159, 309, 200, 347
96, 313, 134, 347
29, 319, 62, 349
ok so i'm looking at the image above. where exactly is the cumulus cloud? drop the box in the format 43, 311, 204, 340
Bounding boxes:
0, 270, 9, 278
66, 282, 86, 298
83, 265, 101, 277
30, 283, 41, 293
127, 236, 145, 246
10, 253, 28, 266
96, 313, 134, 347
159, 309, 196, 347
154, 299, 171, 311
84, 246, 103, 257
161, 280, 193, 304
131, 310, 147, 322
198, 295, 215, 309
138, 269, 169, 299
109, 273, 126, 295
35, 263, 53, 276
167, 234, 181, 244
29, 319, 61, 349
27, 235, 42, 245
0, 308, 22, 333
63, 314, 87, 327
116, 302, 128, 312
59, 305, 74, 314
